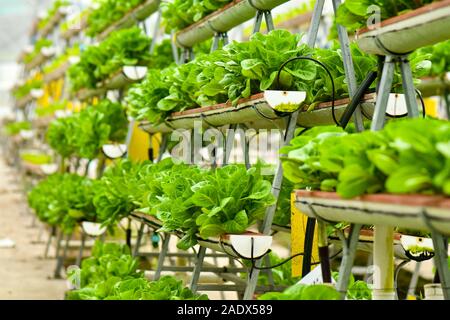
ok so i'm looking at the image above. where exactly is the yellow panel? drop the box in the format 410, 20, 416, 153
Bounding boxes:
128, 122, 153, 161
424, 97, 438, 118
291, 192, 319, 277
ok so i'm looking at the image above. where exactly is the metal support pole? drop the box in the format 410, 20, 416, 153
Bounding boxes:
44, 227, 56, 259
190, 246, 207, 293
243, 3, 326, 300
154, 234, 171, 281
157, 133, 168, 162
149, 9, 162, 54
264, 11, 274, 32
252, 11, 264, 34
336, 224, 362, 299
170, 31, 180, 65
430, 233, 450, 300
306, 0, 325, 47
124, 119, 135, 159
263, 254, 275, 287
76, 232, 86, 266
53, 229, 63, 259
371, 55, 396, 131
373, 225, 395, 300
212, 34, 220, 52
332, 0, 364, 132
400, 56, 420, 118
54, 233, 71, 278
133, 222, 146, 257
407, 262, 422, 299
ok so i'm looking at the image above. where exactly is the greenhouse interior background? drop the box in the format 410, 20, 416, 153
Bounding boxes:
0, 0, 449, 302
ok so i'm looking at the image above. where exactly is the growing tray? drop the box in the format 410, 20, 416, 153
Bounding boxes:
15, 89, 44, 109
24, 47, 56, 72
101, 66, 147, 90
175, 0, 289, 48
39, 6, 69, 38
97, 0, 160, 41
15, 94, 33, 109
131, 211, 264, 257
73, 66, 147, 100
139, 93, 376, 133
61, 13, 88, 41
356, 1, 450, 55
417, 76, 450, 98
73, 87, 106, 101
276, 11, 312, 30
43, 60, 71, 83
294, 190, 450, 236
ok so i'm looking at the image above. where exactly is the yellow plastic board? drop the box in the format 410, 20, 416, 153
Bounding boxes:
127, 122, 161, 161
291, 192, 319, 277
424, 97, 438, 118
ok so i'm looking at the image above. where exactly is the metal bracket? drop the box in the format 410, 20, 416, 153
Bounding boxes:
421, 209, 450, 300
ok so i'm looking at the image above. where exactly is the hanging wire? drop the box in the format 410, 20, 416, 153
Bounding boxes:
275, 56, 337, 125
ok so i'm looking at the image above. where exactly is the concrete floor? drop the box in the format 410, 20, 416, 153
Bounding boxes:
0, 158, 66, 299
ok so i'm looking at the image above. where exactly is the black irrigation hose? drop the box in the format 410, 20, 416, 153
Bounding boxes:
275, 56, 337, 126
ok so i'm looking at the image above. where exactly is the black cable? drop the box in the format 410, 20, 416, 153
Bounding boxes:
416, 88, 426, 118
252, 104, 281, 121
275, 56, 337, 125
252, 252, 305, 270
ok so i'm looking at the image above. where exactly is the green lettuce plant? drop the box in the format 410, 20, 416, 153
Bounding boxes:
38, 0, 69, 31
336, 0, 436, 32
46, 99, 128, 160
66, 241, 208, 300
23, 39, 53, 64
86, 0, 146, 36
28, 173, 96, 232
281, 117, 450, 198
162, 0, 233, 33
68, 27, 152, 91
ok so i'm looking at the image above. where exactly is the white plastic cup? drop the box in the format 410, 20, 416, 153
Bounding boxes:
424, 284, 444, 300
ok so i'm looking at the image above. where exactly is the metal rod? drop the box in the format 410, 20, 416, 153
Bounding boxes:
44, 226, 56, 259
430, 232, 450, 300
76, 232, 86, 266
133, 222, 146, 257
154, 234, 170, 281
336, 224, 363, 299
149, 9, 162, 54
400, 55, 420, 118
170, 30, 180, 65
54, 232, 71, 278
157, 133, 168, 162
264, 11, 275, 32
190, 246, 207, 293
407, 262, 421, 299
332, 0, 364, 132
252, 11, 264, 34
306, 0, 324, 47
371, 55, 396, 131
